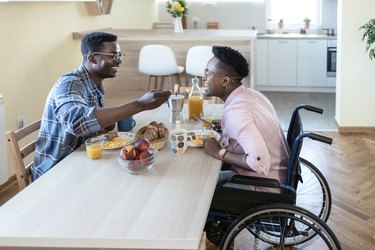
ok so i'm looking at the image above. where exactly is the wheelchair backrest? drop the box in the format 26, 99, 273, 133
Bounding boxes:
285, 107, 304, 191
285, 105, 325, 191
287, 107, 303, 149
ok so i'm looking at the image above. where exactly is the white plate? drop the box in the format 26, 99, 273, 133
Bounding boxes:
187, 130, 221, 148
102, 132, 135, 150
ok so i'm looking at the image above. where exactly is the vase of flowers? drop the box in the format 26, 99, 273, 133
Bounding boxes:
166, 0, 189, 33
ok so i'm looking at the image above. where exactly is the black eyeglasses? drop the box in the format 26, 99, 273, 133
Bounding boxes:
204, 68, 241, 82
88, 51, 124, 61
204, 69, 226, 80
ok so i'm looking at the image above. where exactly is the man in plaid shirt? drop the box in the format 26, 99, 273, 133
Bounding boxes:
33, 32, 171, 180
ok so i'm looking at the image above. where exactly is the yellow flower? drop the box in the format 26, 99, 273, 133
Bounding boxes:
166, 0, 189, 18
171, 2, 181, 9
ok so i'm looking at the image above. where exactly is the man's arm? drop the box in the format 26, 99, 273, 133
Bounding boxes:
94, 89, 171, 129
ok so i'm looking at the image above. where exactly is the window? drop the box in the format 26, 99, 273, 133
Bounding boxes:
266, 0, 322, 28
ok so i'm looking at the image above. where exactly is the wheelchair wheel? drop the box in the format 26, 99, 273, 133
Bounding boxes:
220, 204, 341, 250
296, 157, 332, 222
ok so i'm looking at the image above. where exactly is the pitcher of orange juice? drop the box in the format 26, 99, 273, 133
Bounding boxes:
188, 78, 203, 121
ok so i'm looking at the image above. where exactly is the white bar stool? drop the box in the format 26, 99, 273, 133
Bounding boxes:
139, 44, 184, 91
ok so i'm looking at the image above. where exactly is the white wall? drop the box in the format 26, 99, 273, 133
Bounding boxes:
336, 0, 375, 127
0, 0, 157, 179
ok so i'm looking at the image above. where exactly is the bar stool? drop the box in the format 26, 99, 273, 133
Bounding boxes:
139, 44, 184, 91
186, 45, 214, 79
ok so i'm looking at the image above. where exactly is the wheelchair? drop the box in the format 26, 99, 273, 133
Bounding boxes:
287, 105, 332, 223
205, 105, 340, 249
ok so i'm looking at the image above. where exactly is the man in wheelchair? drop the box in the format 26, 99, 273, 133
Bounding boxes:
203, 46, 290, 192
201, 46, 341, 249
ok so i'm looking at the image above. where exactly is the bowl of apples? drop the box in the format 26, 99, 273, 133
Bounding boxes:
118, 138, 157, 174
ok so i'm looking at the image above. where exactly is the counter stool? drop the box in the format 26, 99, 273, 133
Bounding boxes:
139, 44, 184, 91
186, 45, 214, 79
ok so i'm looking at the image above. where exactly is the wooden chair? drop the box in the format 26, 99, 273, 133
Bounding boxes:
5, 119, 41, 191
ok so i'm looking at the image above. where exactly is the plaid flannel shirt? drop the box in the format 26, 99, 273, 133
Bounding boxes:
32, 65, 104, 180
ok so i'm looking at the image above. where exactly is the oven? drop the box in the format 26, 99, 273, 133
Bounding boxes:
327, 40, 337, 77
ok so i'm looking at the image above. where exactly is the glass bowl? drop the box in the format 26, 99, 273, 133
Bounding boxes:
117, 148, 157, 174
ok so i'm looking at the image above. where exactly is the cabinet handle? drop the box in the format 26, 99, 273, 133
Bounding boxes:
307, 41, 318, 44
277, 40, 288, 43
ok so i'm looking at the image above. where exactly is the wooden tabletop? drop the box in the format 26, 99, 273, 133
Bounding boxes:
0, 104, 223, 250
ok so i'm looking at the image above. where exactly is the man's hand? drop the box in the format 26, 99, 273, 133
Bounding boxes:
203, 137, 222, 160
137, 89, 171, 110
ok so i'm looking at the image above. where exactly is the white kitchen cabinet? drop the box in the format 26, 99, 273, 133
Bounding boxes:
255, 37, 334, 93
268, 39, 297, 86
255, 39, 268, 86
297, 40, 327, 86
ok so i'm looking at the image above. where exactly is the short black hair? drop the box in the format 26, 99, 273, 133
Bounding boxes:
80, 32, 117, 58
212, 46, 249, 79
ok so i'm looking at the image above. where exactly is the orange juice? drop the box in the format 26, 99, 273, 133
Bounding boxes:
188, 96, 203, 120
202, 117, 213, 129
86, 144, 103, 159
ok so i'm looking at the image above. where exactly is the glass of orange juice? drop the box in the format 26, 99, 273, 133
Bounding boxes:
188, 96, 203, 120
85, 136, 104, 159
201, 111, 213, 129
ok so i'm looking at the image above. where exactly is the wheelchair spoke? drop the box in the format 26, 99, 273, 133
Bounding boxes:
220, 205, 341, 250
296, 158, 332, 222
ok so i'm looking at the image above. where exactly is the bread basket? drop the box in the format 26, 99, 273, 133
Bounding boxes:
136, 128, 169, 150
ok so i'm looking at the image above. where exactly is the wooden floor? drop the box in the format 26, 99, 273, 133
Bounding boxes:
1, 92, 374, 249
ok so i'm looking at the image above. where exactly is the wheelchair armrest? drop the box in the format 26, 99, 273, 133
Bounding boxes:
231, 175, 281, 188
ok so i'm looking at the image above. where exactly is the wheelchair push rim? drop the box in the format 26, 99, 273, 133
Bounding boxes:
220, 204, 341, 250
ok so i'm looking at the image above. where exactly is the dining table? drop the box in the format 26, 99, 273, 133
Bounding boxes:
0, 103, 224, 250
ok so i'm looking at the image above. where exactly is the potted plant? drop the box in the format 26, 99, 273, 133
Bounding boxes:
278, 18, 284, 29
303, 17, 311, 29
360, 19, 375, 61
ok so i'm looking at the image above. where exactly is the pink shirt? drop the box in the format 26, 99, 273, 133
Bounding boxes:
221, 86, 290, 184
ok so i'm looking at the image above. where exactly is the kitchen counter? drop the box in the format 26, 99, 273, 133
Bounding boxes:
73, 28, 258, 41
257, 33, 337, 40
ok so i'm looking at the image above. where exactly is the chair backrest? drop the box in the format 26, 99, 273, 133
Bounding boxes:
5, 119, 41, 190
286, 108, 303, 150
285, 105, 324, 189
138, 44, 181, 76
185, 46, 214, 77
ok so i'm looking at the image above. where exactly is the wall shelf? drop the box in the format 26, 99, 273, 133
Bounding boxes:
85, 0, 113, 16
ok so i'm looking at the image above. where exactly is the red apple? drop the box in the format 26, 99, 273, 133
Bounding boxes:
120, 145, 137, 160
134, 138, 150, 152
139, 149, 152, 160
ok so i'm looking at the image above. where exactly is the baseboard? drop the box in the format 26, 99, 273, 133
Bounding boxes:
0, 175, 16, 192
339, 126, 375, 133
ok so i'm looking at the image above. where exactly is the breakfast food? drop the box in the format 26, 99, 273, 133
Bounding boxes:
189, 130, 217, 147
103, 132, 134, 149
136, 121, 168, 142
120, 138, 152, 160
